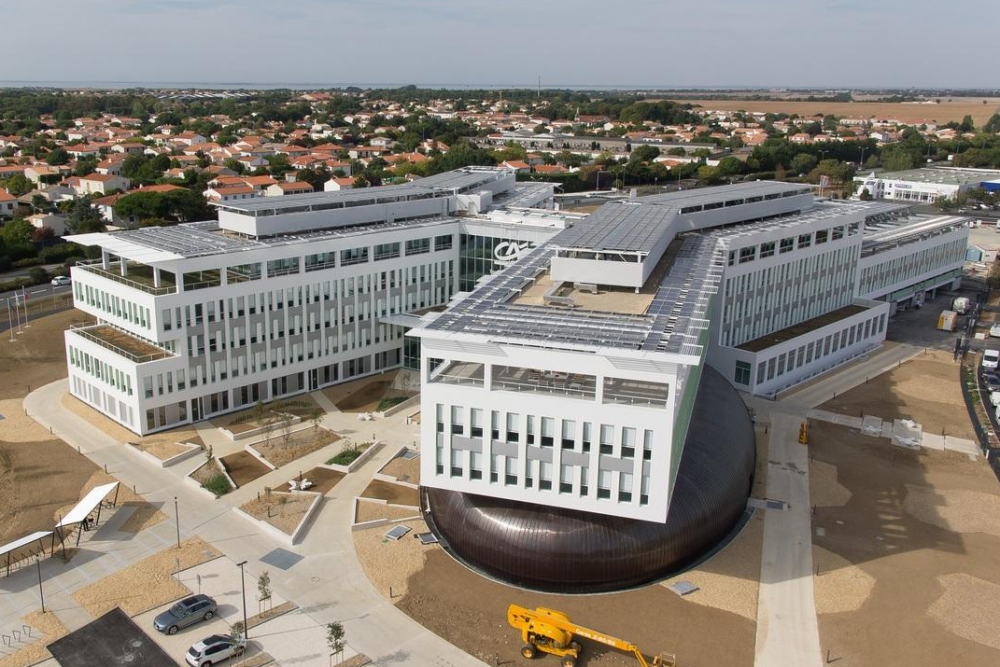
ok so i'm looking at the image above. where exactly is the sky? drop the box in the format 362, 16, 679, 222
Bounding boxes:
2, 0, 997, 90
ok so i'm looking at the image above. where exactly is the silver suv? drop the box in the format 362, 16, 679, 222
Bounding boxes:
153, 594, 218, 635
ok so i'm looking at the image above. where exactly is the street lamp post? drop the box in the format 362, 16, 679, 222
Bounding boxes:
36, 555, 45, 613
237, 561, 249, 640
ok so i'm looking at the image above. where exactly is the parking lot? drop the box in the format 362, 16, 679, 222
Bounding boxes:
134, 557, 348, 667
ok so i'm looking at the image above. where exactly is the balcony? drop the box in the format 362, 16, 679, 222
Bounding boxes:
76, 261, 176, 296
70, 323, 174, 364
492, 365, 596, 401
602, 377, 669, 408
429, 360, 485, 387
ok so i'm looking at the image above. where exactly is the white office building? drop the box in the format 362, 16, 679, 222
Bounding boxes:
63, 168, 557, 435
854, 166, 1000, 203
414, 182, 969, 524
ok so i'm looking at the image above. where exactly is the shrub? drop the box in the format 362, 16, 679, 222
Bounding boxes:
327, 449, 361, 466
376, 396, 408, 412
27, 267, 49, 284
203, 473, 233, 496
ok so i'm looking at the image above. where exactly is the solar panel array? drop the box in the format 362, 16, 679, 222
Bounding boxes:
551, 202, 676, 253
116, 223, 263, 258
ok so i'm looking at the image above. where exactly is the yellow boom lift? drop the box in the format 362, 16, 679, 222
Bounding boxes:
507, 604, 677, 667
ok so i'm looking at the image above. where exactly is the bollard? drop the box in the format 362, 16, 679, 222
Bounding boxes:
12, 630, 20, 642
104, 464, 108, 474
23, 625, 30, 638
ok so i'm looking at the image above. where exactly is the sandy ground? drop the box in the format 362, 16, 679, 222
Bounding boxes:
808, 420, 1000, 666
0, 399, 103, 544
190, 458, 228, 488
239, 492, 317, 535
669, 98, 1000, 125
378, 452, 420, 484
361, 480, 419, 505
221, 451, 271, 487
927, 573, 1000, 651
72, 537, 221, 618
251, 427, 339, 468
62, 393, 202, 455
322, 370, 416, 413
355, 500, 421, 524
352, 519, 430, 600
0, 608, 70, 667
819, 349, 975, 440
0, 309, 89, 401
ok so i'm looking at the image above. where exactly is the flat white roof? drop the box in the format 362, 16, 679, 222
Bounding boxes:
57, 482, 118, 528
0, 531, 52, 559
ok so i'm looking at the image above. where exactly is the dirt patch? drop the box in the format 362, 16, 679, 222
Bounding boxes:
190, 458, 229, 488
323, 370, 416, 413
221, 451, 271, 487
0, 308, 89, 401
0, 608, 70, 667
361, 480, 419, 506
214, 395, 323, 434
928, 573, 1000, 651
72, 537, 221, 618
669, 97, 1000, 126
379, 451, 420, 484
809, 420, 1000, 667
0, 399, 102, 543
278, 467, 344, 495
810, 459, 852, 508
396, 549, 753, 667
251, 427, 339, 468
60, 470, 166, 535
901, 484, 1000, 538
355, 500, 420, 524
240, 492, 318, 535
819, 349, 975, 440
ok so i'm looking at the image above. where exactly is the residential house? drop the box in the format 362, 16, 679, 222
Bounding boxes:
323, 177, 355, 191
27, 212, 68, 236
77, 173, 130, 195
264, 182, 314, 197
0, 188, 16, 218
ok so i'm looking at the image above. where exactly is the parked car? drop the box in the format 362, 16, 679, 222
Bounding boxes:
991, 323, 1000, 338
985, 374, 1000, 393
186, 634, 246, 667
983, 349, 1000, 371
153, 594, 217, 635
51, 275, 71, 286
990, 391, 1000, 407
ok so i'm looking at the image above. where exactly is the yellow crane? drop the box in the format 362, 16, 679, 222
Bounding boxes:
507, 604, 676, 667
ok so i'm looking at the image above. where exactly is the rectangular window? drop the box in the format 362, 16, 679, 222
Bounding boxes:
738, 246, 756, 264
831, 226, 844, 241
734, 360, 751, 385
759, 241, 775, 259
405, 238, 431, 256
373, 242, 401, 261
305, 252, 337, 272
434, 234, 453, 251
340, 247, 369, 266
798, 233, 812, 249
267, 257, 299, 277
779, 237, 795, 254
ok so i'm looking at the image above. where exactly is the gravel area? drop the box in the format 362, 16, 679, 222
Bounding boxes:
353, 518, 429, 600
355, 500, 420, 524
72, 537, 221, 618
0, 608, 70, 667
901, 484, 1000, 537
252, 427, 339, 468
240, 492, 317, 535
221, 451, 271, 487
928, 573, 1000, 650
279, 467, 344, 495
379, 452, 420, 484
812, 546, 875, 614
190, 458, 230, 488
322, 370, 415, 413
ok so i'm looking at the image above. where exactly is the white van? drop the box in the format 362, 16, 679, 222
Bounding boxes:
983, 349, 1000, 371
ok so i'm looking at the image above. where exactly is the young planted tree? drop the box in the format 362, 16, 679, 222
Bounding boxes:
326, 622, 346, 666
257, 570, 272, 613
278, 414, 294, 450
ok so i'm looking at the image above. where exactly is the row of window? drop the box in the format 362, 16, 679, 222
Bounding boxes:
727, 221, 861, 266
68, 346, 134, 396
734, 313, 887, 387
859, 239, 966, 297
75, 283, 151, 330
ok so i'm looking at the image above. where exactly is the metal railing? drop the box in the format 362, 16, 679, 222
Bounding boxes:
76, 261, 176, 296
69, 324, 173, 364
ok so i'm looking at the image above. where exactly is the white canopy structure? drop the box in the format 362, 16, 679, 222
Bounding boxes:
0, 531, 52, 575
55, 482, 120, 546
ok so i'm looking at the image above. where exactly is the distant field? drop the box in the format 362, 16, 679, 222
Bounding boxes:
669, 98, 1000, 125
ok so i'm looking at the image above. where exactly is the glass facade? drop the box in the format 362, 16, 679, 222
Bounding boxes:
459, 233, 536, 291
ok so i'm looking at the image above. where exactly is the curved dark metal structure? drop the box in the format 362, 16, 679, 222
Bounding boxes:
422, 365, 756, 594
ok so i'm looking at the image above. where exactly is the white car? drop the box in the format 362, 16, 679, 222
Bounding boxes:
186, 635, 246, 667
983, 349, 1000, 371
991, 324, 1000, 339
51, 275, 71, 286
990, 391, 1000, 408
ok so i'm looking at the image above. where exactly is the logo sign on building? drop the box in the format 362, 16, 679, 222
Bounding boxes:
493, 241, 532, 266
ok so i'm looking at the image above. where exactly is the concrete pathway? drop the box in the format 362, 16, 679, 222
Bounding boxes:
753, 411, 822, 667
15, 379, 483, 667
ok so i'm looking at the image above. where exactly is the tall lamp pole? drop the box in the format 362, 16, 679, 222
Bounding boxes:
237, 560, 249, 640
36, 555, 45, 613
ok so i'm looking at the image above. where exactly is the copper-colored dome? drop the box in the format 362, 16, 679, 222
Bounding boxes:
422, 365, 755, 593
